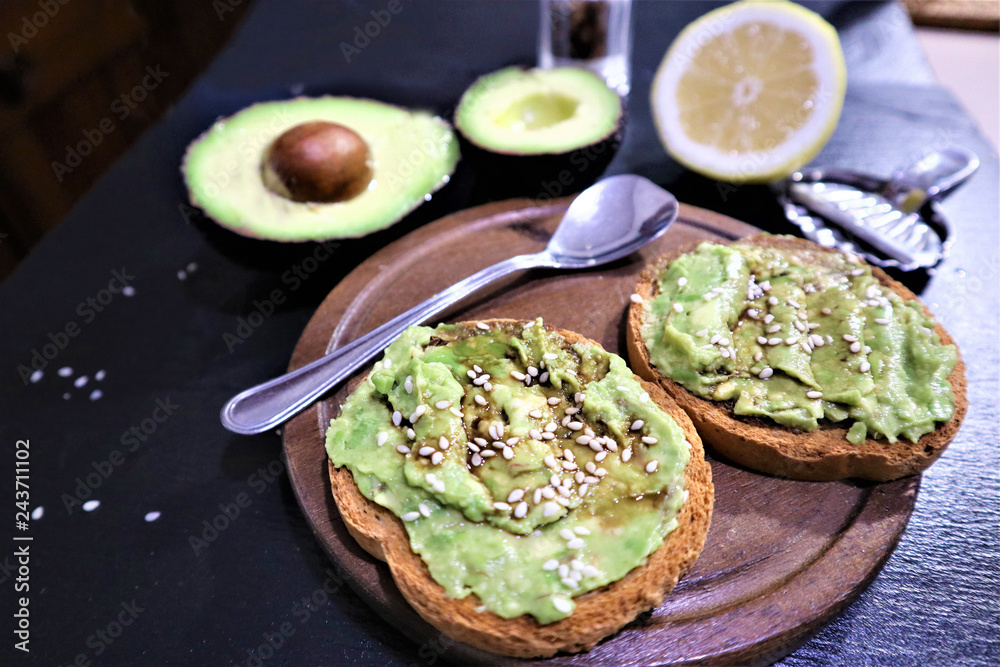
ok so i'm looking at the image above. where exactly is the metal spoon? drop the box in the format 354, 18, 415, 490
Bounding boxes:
221, 174, 679, 435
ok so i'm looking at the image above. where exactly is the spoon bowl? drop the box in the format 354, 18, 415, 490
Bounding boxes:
221, 174, 678, 435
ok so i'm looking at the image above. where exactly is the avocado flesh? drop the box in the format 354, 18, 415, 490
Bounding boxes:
182, 97, 459, 241
456, 67, 621, 155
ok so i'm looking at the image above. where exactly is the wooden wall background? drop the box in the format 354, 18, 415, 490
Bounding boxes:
0, 0, 253, 281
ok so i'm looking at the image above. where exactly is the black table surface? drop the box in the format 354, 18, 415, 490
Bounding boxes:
2, 1, 997, 665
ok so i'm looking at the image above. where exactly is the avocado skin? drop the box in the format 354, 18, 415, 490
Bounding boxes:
457, 121, 622, 199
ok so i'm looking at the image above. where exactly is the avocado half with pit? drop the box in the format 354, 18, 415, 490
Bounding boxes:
182, 97, 459, 241
454, 67, 623, 196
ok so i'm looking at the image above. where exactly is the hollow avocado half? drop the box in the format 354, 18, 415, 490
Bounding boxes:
182, 97, 460, 242
454, 67, 623, 197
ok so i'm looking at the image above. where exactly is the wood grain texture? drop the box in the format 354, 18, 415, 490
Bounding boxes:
282, 198, 919, 666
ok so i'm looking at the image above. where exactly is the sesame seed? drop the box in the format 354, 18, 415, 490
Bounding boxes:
392, 411, 402, 426
575, 435, 592, 445
764, 314, 775, 324
843, 334, 857, 343
449, 407, 464, 418
476, 322, 489, 330
860, 361, 871, 373
401, 511, 421, 522
471, 453, 483, 466
640, 393, 649, 403
474, 395, 488, 406
544, 422, 557, 433
543, 502, 560, 517
768, 337, 782, 346
622, 448, 632, 462
754, 351, 763, 362
594, 451, 607, 462
584, 475, 599, 484
473, 376, 488, 386
406, 428, 416, 440
419, 503, 432, 517
850, 341, 861, 353
481, 450, 496, 458
567, 538, 585, 549
533, 488, 544, 504
810, 334, 825, 347
514, 502, 528, 518
630, 420, 644, 431
673, 303, 683, 313
435, 400, 452, 410
851, 268, 865, 276
574, 526, 590, 536
404, 377, 413, 394
874, 317, 890, 325
696, 329, 709, 337
757, 336, 768, 345
377, 432, 388, 447
543, 352, 557, 360
411, 405, 427, 422
502, 447, 514, 460
806, 390, 823, 399
793, 320, 806, 332
645, 461, 659, 473
431, 452, 444, 465
547, 396, 561, 406
785, 337, 798, 345
720, 348, 730, 358
493, 502, 511, 511
559, 528, 575, 541
582, 565, 600, 578
821, 307, 832, 315
473, 365, 483, 373
527, 367, 539, 377
630, 293, 644, 304
511, 370, 526, 381
544, 454, 558, 469
507, 489, 525, 503
553, 598, 573, 613
578, 484, 590, 496
588, 441, 603, 452
397, 445, 411, 454
768, 296, 779, 305
864, 345, 872, 354
543, 559, 559, 571
677, 277, 688, 287
594, 467, 608, 477
567, 421, 583, 430
418, 446, 435, 456
549, 474, 561, 487
467, 370, 477, 379
641, 436, 658, 445
529, 410, 544, 419
710, 334, 721, 345
540, 432, 555, 440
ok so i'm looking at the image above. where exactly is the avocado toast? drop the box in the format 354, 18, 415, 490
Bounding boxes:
627, 235, 966, 482
324, 319, 713, 657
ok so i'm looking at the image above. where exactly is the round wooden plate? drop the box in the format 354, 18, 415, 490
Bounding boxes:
282, 198, 918, 666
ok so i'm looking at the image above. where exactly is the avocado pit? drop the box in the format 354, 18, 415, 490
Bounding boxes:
262, 121, 372, 203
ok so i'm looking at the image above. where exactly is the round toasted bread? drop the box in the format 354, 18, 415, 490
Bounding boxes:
627, 235, 967, 482
327, 319, 713, 658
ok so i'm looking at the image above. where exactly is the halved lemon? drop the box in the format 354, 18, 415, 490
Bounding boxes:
651, 0, 846, 183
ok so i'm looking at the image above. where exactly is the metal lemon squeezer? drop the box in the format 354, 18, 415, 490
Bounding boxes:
775, 146, 979, 271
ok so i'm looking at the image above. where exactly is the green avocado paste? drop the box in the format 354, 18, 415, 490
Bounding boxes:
640, 238, 957, 444
325, 319, 691, 623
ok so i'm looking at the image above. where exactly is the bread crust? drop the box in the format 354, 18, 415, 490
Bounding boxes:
327, 319, 714, 658
626, 235, 967, 482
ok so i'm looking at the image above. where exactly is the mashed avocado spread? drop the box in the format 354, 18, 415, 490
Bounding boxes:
325, 320, 690, 623
641, 238, 957, 444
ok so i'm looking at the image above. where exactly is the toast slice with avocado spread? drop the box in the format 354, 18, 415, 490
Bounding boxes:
325, 319, 713, 657
627, 234, 966, 482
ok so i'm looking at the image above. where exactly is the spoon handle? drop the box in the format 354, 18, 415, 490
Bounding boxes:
220, 252, 551, 434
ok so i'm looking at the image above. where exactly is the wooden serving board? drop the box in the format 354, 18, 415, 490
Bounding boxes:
282, 198, 918, 666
